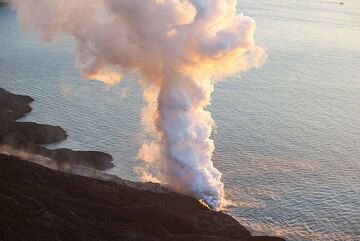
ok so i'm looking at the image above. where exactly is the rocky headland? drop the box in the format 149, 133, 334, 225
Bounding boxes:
0, 88, 113, 171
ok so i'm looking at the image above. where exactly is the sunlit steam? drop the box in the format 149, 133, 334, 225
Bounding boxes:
10, 0, 265, 209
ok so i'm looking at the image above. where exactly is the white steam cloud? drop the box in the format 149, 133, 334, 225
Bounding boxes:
9, 0, 265, 209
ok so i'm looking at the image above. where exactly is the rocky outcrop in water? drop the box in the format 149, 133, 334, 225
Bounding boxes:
0, 87, 113, 170
0, 88, 33, 120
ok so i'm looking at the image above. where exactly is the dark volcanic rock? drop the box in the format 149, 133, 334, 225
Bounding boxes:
0, 154, 285, 241
0, 120, 67, 146
34, 147, 114, 171
0, 87, 114, 171
0, 88, 66, 147
0, 88, 33, 120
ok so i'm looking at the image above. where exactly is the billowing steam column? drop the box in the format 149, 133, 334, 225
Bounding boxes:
11, 0, 265, 209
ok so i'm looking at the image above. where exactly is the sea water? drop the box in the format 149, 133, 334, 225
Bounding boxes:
0, 1, 359, 240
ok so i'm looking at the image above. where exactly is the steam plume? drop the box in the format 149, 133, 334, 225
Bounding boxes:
10, 0, 265, 209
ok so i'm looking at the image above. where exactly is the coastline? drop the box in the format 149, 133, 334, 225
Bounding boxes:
0, 87, 285, 241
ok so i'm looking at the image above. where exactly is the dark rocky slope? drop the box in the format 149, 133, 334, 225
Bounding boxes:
0, 154, 285, 241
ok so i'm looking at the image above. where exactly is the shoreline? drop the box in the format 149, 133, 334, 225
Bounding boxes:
0, 88, 113, 171
0, 87, 285, 241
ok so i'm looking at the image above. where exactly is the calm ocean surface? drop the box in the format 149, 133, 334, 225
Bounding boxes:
0, 1, 359, 240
